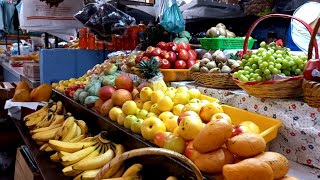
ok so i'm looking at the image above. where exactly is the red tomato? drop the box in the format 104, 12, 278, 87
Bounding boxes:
187, 59, 196, 68
159, 59, 171, 69
178, 42, 191, 51
174, 60, 187, 69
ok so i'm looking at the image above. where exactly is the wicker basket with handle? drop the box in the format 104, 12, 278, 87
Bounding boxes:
94, 147, 202, 180
233, 14, 319, 99
303, 18, 320, 108
191, 72, 239, 89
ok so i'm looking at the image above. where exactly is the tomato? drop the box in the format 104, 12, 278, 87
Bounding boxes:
174, 60, 187, 69
159, 59, 171, 69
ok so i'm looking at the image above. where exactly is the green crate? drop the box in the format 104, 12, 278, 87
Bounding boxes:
199, 37, 257, 50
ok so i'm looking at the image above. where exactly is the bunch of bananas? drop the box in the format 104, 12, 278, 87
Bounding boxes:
24, 101, 89, 152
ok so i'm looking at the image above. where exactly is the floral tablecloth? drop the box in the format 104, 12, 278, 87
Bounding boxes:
171, 81, 320, 170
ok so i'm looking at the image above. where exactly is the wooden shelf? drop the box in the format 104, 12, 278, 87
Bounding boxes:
11, 118, 69, 180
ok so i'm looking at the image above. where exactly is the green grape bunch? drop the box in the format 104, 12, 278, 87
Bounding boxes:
233, 41, 307, 82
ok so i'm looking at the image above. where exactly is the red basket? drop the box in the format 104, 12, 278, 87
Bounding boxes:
233, 14, 319, 99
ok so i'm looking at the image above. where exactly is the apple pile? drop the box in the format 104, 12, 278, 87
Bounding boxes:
135, 42, 198, 69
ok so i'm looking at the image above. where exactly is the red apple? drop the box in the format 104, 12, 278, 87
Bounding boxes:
167, 51, 177, 63
145, 46, 155, 57
184, 141, 199, 161
152, 56, 161, 62
141, 56, 149, 61
178, 49, 189, 61
174, 60, 187, 69
98, 86, 116, 101
157, 41, 167, 50
160, 50, 169, 59
187, 49, 197, 60
151, 47, 162, 57
137, 82, 148, 92
178, 42, 191, 51
160, 59, 171, 69
231, 125, 253, 137
304, 59, 320, 82
167, 42, 179, 52
187, 59, 196, 69
178, 111, 200, 125
154, 132, 172, 147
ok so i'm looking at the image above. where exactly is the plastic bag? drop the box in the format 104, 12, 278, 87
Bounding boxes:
159, 0, 185, 34
74, 2, 135, 39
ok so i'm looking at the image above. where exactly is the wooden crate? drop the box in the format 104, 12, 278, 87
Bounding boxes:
14, 148, 42, 180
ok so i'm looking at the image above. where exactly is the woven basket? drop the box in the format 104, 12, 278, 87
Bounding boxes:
233, 14, 319, 99
94, 147, 202, 180
303, 18, 320, 108
191, 72, 239, 89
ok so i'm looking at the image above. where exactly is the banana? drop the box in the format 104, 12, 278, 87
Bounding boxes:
102, 175, 140, 180
36, 112, 55, 129
62, 122, 77, 141
50, 152, 61, 162
75, 125, 82, 137
80, 137, 97, 142
62, 166, 83, 177
61, 145, 97, 162
25, 112, 47, 127
36, 141, 45, 145
31, 123, 62, 134
23, 105, 48, 121
73, 172, 83, 180
48, 104, 57, 113
122, 164, 142, 177
55, 116, 75, 140
76, 120, 88, 135
110, 165, 125, 178
81, 169, 101, 180
48, 139, 97, 153
39, 143, 49, 151
32, 127, 59, 141
44, 146, 54, 152
55, 101, 64, 114
49, 114, 65, 127
103, 144, 125, 178
166, 176, 178, 180
72, 148, 114, 171
69, 134, 87, 143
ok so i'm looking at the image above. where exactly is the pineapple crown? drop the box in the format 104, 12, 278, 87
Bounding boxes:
136, 57, 161, 80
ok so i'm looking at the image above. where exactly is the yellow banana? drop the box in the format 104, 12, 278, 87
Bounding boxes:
61, 145, 97, 162
49, 114, 65, 127
44, 146, 54, 152
39, 143, 49, 151
25, 112, 47, 127
35, 112, 55, 128
69, 134, 87, 143
76, 120, 88, 135
32, 127, 59, 142
23, 105, 48, 121
102, 175, 140, 180
73, 172, 83, 180
103, 144, 125, 178
75, 125, 82, 137
49, 104, 57, 113
62, 166, 83, 177
81, 169, 101, 180
166, 176, 178, 180
55, 101, 64, 114
110, 165, 125, 178
72, 148, 114, 171
48, 139, 97, 153
62, 122, 77, 141
50, 152, 61, 162
80, 136, 97, 142
36, 141, 45, 145
55, 116, 75, 140
122, 164, 142, 177
31, 123, 62, 134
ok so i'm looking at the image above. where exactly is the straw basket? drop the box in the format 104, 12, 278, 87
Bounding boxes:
191, 72, 239, 89
94, 148, 202, 180
303, 18, 320, 108
233, 14, 319, 99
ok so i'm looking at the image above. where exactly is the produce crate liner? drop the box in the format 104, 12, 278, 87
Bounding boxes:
4, 100, 46, 120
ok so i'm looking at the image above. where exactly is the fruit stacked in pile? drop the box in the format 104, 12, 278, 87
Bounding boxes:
190, 50, 241, 73
12, 81, 52, 102
233, 41, 308, 82
205, 23, 236, 38
52, 76, 89, 94
134, 42, 197, 69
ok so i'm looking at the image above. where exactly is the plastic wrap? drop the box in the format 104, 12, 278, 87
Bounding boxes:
159, 0, 185, 34
74, 2, 135, 38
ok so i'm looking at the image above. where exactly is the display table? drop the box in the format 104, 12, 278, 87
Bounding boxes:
170, 81, 320, 170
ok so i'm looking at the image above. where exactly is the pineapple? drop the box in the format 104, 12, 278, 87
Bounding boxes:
136, 58, 168, 92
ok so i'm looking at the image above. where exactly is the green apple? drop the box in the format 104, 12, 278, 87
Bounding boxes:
182, 103, 202, 114
124, 115, 137, 129
109, 107, 123, 121
163, 135, 186, 154
117, 113, 126, 126
136, 109, 148, 119
176, 86, 188, 93
122, 100, 138, 115
188, 88, 201, 99
141, 117, 166, 141
131, 118, 144, 134
189, 98, 202, 104
146, 112, 158, 118
140, 87, 153, 102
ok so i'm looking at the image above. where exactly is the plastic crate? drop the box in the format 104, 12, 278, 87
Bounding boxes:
199, 37, 256, 50
222, 105, 282, 143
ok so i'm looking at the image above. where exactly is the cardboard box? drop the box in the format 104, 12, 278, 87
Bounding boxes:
14, 148, 42, 180
23, 63, 40, 80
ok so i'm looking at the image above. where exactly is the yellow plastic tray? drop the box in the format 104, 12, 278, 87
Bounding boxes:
221, 105, 282, 143
200, 94, 219, 103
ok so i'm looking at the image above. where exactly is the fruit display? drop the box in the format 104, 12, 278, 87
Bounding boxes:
12, 81, 52, 102
206, 23, 236, 38
233, 41, 308, 82
190, 50, 241, 73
